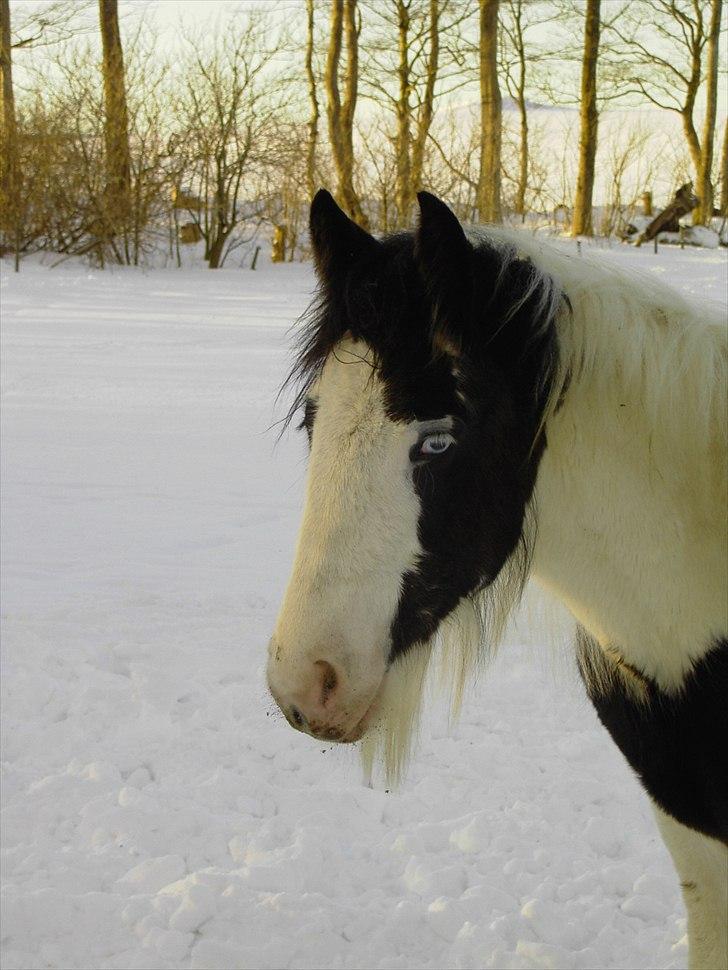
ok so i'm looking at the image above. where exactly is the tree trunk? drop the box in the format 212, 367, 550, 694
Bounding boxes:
0, 0, 19, 267
305, 0, 319, 202
504, 0, 528, 219
394, 0, 412, 225
271, 225, 287, 263
410, 0, 440, 203
720, 119, 728, 218
696, 0, 722, 225
98, 0, 131, 253
341, 0, 367, 226
572, 0, 600, 236
514, 28, 528, 220
207, 175, 229, 269
324, 0, 368, 228
207, 235, 227, 270
477, 0, 502, 224
681, 28, 704, 191
516, 95, 528, 220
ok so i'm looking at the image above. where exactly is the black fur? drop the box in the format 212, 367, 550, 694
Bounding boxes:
286, 190, 561, 665
578, 630, 728, 845
299, 397, 317, 445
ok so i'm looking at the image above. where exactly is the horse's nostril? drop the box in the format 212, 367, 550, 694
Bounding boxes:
290, 705, 305, 728
315, 660, 339, 705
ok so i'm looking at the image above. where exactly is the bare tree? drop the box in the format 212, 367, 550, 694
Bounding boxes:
305, 0, 320, 201
603, 1, 718, 212
1, 0, 19, 267
357, 116, 398, 230
598, 118, 665, 235
478, 0, 502, 223
428, 107, 479, 212
696, 0, 722, 222
361, 0, 471, 227
2, 0, 97, 268
389, 0, 440, 224
394, 0, 419, 223
409, 0, 440, 204
16, 31, 172, 266
325, 0, 368, 227
572, 0, 600, 236
32, 46, 108, 260
393, 0, 413, 223
720, 118, 728, 216
498, 0, 552, 221
9, 0, 721, 264
499, 0, 526, 220
11, 0, 94, 50
98, 0, 131, 256
172, 20, 280, 268
124, 43, 173, 265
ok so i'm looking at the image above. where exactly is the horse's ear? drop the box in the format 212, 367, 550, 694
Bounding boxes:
415, 192, 473, 353
309, 189, 377, 282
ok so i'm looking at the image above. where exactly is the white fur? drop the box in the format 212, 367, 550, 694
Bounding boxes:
518, 240, 728, 691
653, 804, 728, 970
268, 339, 423, 731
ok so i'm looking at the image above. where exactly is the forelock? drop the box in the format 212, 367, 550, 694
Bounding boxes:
278, 233, 428, 432
277, 228, 562, 435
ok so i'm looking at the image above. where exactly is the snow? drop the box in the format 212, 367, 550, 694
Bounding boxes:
2, 242, 727, 970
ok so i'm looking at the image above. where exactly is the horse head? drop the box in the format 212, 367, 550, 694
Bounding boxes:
267, 190, 558, 758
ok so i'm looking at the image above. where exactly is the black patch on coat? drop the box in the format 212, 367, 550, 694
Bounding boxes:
284, 191, 562, 665
578, 630, 728, 845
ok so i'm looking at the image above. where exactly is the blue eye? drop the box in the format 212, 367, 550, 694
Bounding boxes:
419, 432, 456, 456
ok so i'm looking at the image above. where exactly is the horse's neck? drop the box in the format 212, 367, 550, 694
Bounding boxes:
530, 373, 728, 693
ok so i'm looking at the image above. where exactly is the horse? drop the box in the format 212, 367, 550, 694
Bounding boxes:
267, 189, 727, 970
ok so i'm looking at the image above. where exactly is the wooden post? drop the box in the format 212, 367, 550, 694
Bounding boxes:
271, 225, 286, 263
636, 183, 698, 246
173, 208, 181, 268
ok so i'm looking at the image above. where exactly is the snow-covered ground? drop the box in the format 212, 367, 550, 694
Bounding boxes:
2, 242, 726, 970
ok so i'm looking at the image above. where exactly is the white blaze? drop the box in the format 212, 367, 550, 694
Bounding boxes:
268, 339, 423, 726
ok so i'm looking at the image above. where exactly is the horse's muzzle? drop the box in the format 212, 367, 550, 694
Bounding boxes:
267, 642, 382, 744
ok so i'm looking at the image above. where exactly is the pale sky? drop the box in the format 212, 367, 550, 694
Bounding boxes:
11, 0, 305, 49
128, 0, 303, 43
9, 0, 727, 115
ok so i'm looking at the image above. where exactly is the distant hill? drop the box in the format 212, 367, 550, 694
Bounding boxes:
449, 97, 575, 117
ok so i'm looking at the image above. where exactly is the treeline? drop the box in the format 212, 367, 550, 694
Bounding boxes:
0, 0, 726, 269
